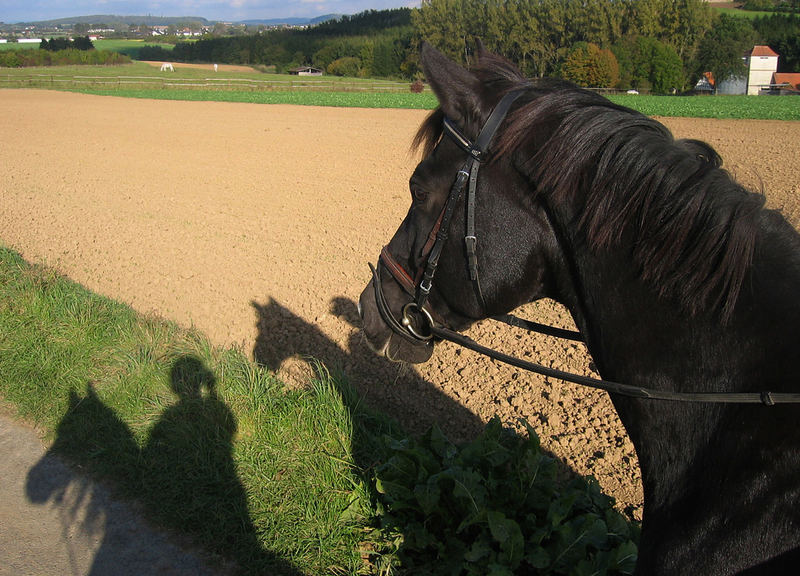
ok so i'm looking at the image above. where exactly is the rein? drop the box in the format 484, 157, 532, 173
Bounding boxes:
431, 323, 800, 405
370, 90, 800, 406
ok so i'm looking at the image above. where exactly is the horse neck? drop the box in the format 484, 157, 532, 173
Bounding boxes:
548, 202, 800, 566
550, 204, 769, 479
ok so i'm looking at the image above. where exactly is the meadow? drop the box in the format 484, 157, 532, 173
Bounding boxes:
1, 60, 799, 118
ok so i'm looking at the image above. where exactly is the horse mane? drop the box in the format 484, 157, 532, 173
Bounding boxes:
416, 51, 766, 321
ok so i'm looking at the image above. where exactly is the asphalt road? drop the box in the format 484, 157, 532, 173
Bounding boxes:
0, 412, 228, 576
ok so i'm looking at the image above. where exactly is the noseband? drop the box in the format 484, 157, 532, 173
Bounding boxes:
368, 90, 800, 406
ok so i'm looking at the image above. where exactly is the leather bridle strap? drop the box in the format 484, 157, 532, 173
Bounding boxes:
415, 161, 471, 308
431, 323, 800, 405
374, 89, 527, 343
380, 246, 416, 296
440, 88, 528, 310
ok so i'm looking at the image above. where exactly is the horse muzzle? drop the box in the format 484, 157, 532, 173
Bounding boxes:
357, 271, 434, 364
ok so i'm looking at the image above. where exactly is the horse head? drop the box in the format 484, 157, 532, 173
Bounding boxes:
358, 43, 562, 364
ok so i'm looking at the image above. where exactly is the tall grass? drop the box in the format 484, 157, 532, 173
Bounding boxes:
0, 246, 392, 575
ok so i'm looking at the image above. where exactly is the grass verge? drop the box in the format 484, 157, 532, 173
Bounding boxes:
68, 87, 440, 109
0, 245, 393, 575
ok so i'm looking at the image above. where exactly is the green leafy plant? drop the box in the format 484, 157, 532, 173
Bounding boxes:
373, 418, 639, 575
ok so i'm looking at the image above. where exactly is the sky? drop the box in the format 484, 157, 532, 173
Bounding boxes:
1, 0, 421, 23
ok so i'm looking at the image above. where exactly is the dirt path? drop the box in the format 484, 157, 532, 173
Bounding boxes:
2, 89, 799, 520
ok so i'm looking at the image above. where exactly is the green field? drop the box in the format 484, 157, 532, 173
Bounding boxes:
712, 6, 780, 19
0, 39, 174, 54
2, 60, 799, 118
94, 38, 176, 58
607, 93, 800, 120
0, 41, 40, 50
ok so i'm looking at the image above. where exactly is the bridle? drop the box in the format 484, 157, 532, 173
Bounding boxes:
368, 89, 800, 406
370, 88, 528, 341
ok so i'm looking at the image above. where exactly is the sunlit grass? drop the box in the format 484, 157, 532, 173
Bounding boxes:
0, 245, 391, 575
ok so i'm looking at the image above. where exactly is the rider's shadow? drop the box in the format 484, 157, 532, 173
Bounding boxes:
26, 386, 147, 575
139, 356, 271, 564
251, 296, 485, 449
26, 357, 301, 576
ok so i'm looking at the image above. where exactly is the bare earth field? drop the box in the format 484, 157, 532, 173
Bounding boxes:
2, 89, 799, 519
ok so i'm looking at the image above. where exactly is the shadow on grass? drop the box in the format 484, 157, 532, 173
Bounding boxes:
251, 296, 487, 465
250, 297, 638, 573
26, 356, 302, 576
250, 296, 591, 478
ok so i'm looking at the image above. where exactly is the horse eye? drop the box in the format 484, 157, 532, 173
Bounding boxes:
412, 187, 428, 203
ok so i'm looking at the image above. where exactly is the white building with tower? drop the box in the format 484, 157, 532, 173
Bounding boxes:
746, 45, 779, 95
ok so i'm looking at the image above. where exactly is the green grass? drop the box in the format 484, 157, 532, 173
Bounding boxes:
0, 245, 396, 575
2, 61, 798, 118
608, 93, 800, 120
712, 6, 780, 19
94, 38, 176, 58
0, 42, 40, 50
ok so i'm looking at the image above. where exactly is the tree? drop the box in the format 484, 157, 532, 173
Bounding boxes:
327, 56, 361, 76
412, 0, 472, 65
561, 42, 620, 87
614, 36, 684, 93
72, 36, 94, 51
753, 14, 800, 73
693, 14, 757, 87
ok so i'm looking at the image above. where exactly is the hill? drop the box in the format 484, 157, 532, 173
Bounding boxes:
239, 14, 342, 27
8, 14, 212, 27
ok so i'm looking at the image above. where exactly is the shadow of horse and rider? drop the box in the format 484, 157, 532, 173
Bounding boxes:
28, 296, 585, 574
27, 356, 299, 575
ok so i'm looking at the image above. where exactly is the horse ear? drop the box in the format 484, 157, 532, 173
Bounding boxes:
420, 42, 483, 127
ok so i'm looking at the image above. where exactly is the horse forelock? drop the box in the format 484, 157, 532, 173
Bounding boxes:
411, 108, 444, 158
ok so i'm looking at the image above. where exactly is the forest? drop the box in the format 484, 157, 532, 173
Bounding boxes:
162, 1, 798, 93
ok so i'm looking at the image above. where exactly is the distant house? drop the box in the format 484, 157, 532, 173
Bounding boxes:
697, 45, 793, 95
289, 66, 323, 76
771, 73, 800, 95
694, 71, 715, 94
747, 45, 779, 95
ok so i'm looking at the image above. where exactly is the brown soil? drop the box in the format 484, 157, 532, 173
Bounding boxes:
2, 89, 799, 520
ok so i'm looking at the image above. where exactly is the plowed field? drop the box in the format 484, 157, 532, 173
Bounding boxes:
2, 89, 798, 518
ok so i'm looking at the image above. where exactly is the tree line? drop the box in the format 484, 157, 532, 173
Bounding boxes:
167, 9, 414, 78
39, 36, 94, 51
156, 2, 799, 93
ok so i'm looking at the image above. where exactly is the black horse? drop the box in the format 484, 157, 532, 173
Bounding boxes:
358, 43, 800, 575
